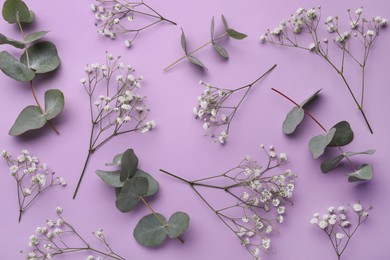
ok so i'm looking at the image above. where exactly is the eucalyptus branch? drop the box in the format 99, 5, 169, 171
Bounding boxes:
24, 207, 125, 260
194, 64, 276, 144
261, 6, 388, 134
73, 53, 155, 199
310, 203, 371, 260
92, 0, 176, 48
160, 144, 297, 259
1, 150, 66, 223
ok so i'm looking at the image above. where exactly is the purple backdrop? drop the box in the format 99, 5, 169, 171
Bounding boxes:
0, 0, 389, 259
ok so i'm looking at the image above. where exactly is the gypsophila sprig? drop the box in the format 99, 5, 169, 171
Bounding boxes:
311, 203, 371, 260
92, 0, 176, 48
74, 53, 156, 199
164, 15, 247, 71
261, 7, 388, 134
2, 150, 66, 223
23, 207, 125, 260
194, 65, 276, 144
272, 88, 375, 182
0, 0, 64, 136
161, 145, 297, 259
96, 148, 190, 247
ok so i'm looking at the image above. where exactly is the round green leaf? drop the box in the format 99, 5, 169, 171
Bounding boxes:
24, 10, 34, 23
96, 170, 123, 188
134, 170, 159, 197
115, 187, 122, 198
115, 177, 148, 212
44, 89, 64, 120
0, 51, 35, 81
212, 42, 229, 59
300, 89, 322, 108
2, 0, 31, 24
308, 128, 336, 159
120, 149, 138, 182
226, 28, 247, 40
187, 55, 208, 70
24, 31, 49, 44
134, 213, 167, 247
320, 154, 344, 173
20, 41, 60, 74
348, 164, 373, 182
165, 212, 190, 239
282, 107, 304, 134
9, 105, 47, 136
328, 121, 354, 147
105, 153, 123, 166
0, 33, 24, 49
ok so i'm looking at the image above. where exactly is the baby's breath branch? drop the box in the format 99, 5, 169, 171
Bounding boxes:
163, 32, 228, 71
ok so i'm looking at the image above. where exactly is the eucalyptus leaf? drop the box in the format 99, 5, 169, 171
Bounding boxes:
0, 33, 24, 49
24, 31, 49, 43
328, 121, 354, 147
120, 149, 138, 182
20, 41, 60, 74
134, 213, 167, 247
9, 105, 47, 136
115, 187, 122, 198
348, 164, 373, 182
24, 10, 34, 23
2, 0, 31, 24
115, 177, 148, 212
344, 149, 375, 157
106, 153, 123, 166
0, 51, 35, 81
221, 14, 228, 30
210, 16, 215, 39
133, 170, 159, 197
165, 212, 190, 239
226, 28, 247, 40
300, 88, 322, 108
282, 107, 304, 134
308, 128, 336, 159
321, 155, 344, 173
187, 55, 207, 70
180, 28, 187, 54
96, 170, 122, 188
212, 42, 229, 58
44, 89, 64, 120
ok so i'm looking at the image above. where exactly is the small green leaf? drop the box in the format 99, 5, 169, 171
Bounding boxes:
24, 10, 34, 23
44, 89, 64, 120
134, 213, 167, 247
120, 149, 138, 182
115, 187, 122, 198
212, 42, 229, 58
9, 105, 47, 136
321, 155, 344, 173
165, 212, 190, 239
24, 31, 49, 43
2, 0, 32, 24
344, 149, 376, 157
96, 170, 123, 188
180, 28, 187, 54
105, 153, 123, 166
328, 121, 354, 147
116, 177, 148, 212
134, 170, 159, 197
226, 28, 247, 40
300, 89, 322, 108
0, 33, 24, 48
221, 15, 228, 30
0, 51, 35, 81
187, 55, 207, 70
309, 128, 336, 159
348, 164, 373, 182
20, 41, 60, 74
210, 16, 215, 40
282, 107, 304, 135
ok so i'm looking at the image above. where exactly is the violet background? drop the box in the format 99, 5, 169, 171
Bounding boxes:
0, 0, 389, 259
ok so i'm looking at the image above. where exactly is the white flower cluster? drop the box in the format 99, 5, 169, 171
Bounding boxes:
82, 53, 155, 135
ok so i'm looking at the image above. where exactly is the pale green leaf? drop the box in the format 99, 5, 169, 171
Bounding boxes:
24, 31, 49, 43
44, 89, 64, 120
187, 55, 207, 70
96, 170, 123, 188
165, 212, 190, 239
348, 164, 373, 182
226, 28, 247, 40
2, 0, 31, 24
115, 177, 148, 212
282, 107, 304, 135
0, 51, 35, 81
308, 128, 336, 159
20, 41, 60, 74
9, 105, 46, 136
120, 149, 138, 182
212, 42, 229, 58
0, 33, 24, 48
134, 213, 167, 247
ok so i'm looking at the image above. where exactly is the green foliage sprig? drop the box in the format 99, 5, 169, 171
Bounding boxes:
96, 148, 190, 247
272, 88, 375, 182
163, 15, 247, 71
0, 0, 64, 136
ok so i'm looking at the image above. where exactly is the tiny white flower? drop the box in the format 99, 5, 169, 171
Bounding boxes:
336, 233, 345, 239
262, 238, 271, 249
259, 34, 266, 43
242, 192, 250, 201
366, 30, 375, 37
355, 7, 363, 15
56, 207, 63, 213
310, 218, 319, 224
80, 78, 87, 84
352, 203, 363, 212
59, 177, 67, 186
318, 220, 328, 229
125, 40, 131, 48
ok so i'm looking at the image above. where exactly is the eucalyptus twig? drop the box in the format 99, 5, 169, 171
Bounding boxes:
194, 64, 276, 144
73, 53, 155, 199
161, 145, 297, 259
24, 207, 125, 260
92, 0, 176, 48
310, 203, 371, 260
261, 6, 388, 134
1, 150, 66, 223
